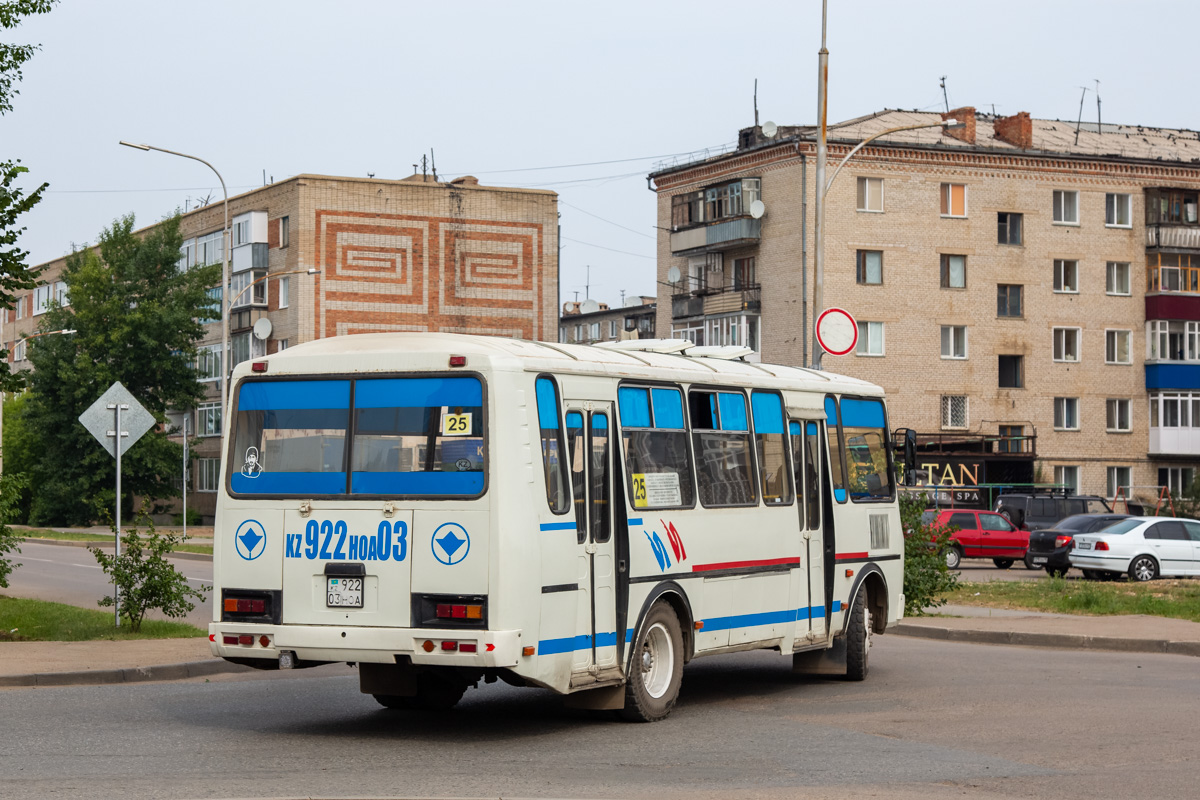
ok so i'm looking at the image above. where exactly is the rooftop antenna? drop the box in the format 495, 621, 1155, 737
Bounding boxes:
367, 172, 375, 179
753, 78, 759, 127
940, 76, 949, 113
620, 288, 626, 306
573, 291, 579, 303
262, 169, 266, 187
1095, 78, 1102, 131
421, 154, 428, 181
1074, 85, 1090, 145
585, 264, 591, 300
430, 148, 438, 182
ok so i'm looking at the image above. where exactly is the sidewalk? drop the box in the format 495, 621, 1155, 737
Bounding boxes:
4, 604, 1199, 689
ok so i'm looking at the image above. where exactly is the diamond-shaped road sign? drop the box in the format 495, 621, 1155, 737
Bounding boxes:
79, 381, 156, 458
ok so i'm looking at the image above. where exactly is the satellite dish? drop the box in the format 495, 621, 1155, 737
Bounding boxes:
252, 317, 273, 341
750, 199, 766, 219
762, 120, 778, 138
624, 296, 643, 308
667, 265, 682, 283
580, 299, 600, 315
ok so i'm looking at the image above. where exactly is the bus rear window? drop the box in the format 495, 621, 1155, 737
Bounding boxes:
229, 376, 485, 498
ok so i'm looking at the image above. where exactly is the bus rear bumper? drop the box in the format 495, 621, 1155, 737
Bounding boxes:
208, 623, 523, 668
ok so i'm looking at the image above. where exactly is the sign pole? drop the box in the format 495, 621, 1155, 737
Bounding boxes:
182, 416, 189, 542
109, 402, 127, 626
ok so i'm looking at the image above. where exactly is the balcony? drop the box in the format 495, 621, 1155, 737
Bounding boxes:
669, 217, 761, 255
1147, 224, 1200, 251
1150, 426, 1200, 457
672, 285, 761, 320
901, 430, 1037, 458
1146, 363, 1200, 391
1147, 263, 1200, 294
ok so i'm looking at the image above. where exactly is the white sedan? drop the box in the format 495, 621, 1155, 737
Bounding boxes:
1069, 516, 1200, 581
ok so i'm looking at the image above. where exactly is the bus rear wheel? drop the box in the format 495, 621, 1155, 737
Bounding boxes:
373, 672, 466, 711
845, 588, 871, 681
621, 602, 684, 722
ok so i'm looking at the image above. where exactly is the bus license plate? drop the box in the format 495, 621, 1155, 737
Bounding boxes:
326, 577, 363, 608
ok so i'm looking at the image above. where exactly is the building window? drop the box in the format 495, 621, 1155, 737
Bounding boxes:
671, 178, 760, 228
573, 324, 583, 342
940, 254, 966, 289
1106, 398, 1130, 432
941, 395, 968, 429
230, 270, 267, 309
33, 284, 51, 316
230, 331, 265, 369
1053, 327, 1081, 362
998, 424, 1025, 454
997, 212, 1023, 245
1054, 397, 1079, 430
856, 177, 883, 212
856, 321, 884, 356
1106, 261, 1130, 295
1055, 465, 1079, 493
940, 325, 967, 359
1053, 259, 1079, 293
279, 216, 290, 248
998, 355, 1024, 388
196, 344, 222, 382
195, 230, 223, 266
1105, 330, 1131, 364
731, 257, 756, 289
200, 287, 222, 325
1053, 190, 1079, 224
197, 401, 222, 437
232, 218, 251, 247
13, 339, 25, 362
1159, 466, 1195, 496
1148, 392, 1200, 429
196, 457, 220, 492
997, 284, 1023, 317
609, 320, 618, 338
940, 183, 967, 217
1146, 189, 1199, 225
54, 281, 68, 307
14, 296, 22, 320
1106, 466, 1131, 499
278, 339, 289, 351
856, 250, 882, 285
278, 276, 289, 309
1145, 320, 1200, 361
1105, 193, 1132, 227
589, 322, 600, 340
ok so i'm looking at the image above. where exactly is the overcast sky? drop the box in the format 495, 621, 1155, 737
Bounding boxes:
7, 0, 1199, 307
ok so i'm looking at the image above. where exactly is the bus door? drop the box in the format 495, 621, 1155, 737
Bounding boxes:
790, 420, 827, 641
565, 404, 619, 674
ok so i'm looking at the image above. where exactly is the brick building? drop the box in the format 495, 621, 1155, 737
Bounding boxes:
8, 173, 558, 519
649, 108, 1200, 503
559, 295, 656, 345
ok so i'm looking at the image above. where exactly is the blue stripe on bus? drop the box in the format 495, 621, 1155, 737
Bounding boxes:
238, 380, 350, 411
718, 392, 748, 432
354, 377, 482, 409
231, 472, 347, 494
840, 397, 886, 428
751, 392, 785, 434
539, 602, 848, 654
350, 471, 483, 495
627, 518, 643, 526
539, 521, 577, 531
535, 377, 561, 430
618, 387, 650, 428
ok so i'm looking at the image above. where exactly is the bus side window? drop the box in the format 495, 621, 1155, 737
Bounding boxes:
690, 388, 757, 507
566, 411, 587, 543
535, 377, 569, 514
619, 385, 695, 509
789, 421, 806, 523
805, 422, 823, 529
752, 391, 793, 506
590, 412, 610, 543
824, 396, 848, 503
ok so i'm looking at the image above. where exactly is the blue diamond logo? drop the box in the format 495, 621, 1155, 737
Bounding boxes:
234, 520, 267, 561
438, 532, 464, 558
431, 523, 470, 565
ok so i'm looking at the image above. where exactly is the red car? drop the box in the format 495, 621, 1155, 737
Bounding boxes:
922, 509, 1031, 569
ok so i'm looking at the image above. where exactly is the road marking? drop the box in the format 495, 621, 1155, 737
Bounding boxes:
21, 555, 211, 583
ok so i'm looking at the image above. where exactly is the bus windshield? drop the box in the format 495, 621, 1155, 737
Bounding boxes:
839, 397, 894, 502
229, 376, 485, 497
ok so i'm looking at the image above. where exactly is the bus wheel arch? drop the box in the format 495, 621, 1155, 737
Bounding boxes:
843, 564, 889, 636
628, 582, 695, 670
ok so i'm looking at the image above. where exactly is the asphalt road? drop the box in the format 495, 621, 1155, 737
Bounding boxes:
2, 635, 1196, 799
5, 541, 214, 626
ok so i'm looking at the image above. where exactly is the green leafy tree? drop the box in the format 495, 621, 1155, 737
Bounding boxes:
0, 0, 56, 115
22, 214, 221, 524
0, 471, 28, 587
89, 514, 210, 631
900, 492, 959, 616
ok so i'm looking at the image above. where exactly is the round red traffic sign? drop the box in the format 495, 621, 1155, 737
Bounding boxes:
815, 307, 858, 356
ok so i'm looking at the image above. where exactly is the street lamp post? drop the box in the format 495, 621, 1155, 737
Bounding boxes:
0, 329, 76, 474
119, 142, 230, 420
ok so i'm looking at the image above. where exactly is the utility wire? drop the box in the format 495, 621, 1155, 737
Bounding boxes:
443, 149, 708, 176
560, 200, 655, 239
562, 236, 653, 260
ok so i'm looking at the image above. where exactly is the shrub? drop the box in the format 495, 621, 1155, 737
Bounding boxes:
0, 473, 29, 588
900, 492, 959, 615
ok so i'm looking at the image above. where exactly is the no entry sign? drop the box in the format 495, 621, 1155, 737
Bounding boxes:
815, 307, 858, 356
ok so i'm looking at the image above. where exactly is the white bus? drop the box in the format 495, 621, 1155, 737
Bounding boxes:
210, 333, 904, 721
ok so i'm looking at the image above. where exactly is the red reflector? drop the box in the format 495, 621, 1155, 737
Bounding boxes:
436, 604, 452, 618
441, 640, 458, 651
222, 635, 239, 645
238, 634, 254, 646
1096, 541, 1110, 551
459, 643, 477, 653
451, 605, 467, 619
251, 361, 268, 372
449, 355, 467, 367
259, 635, 271, 648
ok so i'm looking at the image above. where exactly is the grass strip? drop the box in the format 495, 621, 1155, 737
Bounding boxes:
948, 577, 1200, 623
0, 595, 207, 641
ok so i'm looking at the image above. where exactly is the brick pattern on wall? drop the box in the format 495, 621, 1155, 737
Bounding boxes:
312, 210, 546, 341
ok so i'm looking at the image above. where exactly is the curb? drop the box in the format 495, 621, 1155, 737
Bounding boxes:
22, 537, 213, 562
0, 658, 254, 689
893, 622, 1200, 657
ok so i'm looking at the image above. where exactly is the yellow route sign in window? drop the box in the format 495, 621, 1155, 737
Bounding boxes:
441, 412, 472, 436
631, 473, 648, 508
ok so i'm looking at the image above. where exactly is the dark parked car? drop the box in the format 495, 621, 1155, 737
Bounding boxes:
1025, 513, 1131, 575
994, 493, 1112, 532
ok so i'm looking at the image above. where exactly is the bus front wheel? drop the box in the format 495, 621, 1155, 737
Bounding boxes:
845, 588, 871, 681
621, 602, 684, 722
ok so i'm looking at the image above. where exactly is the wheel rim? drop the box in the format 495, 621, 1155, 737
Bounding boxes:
640, 622, 674, 699
946, 550, 959, 568
864, 607, 872, 655
1133, 558, 1155, 581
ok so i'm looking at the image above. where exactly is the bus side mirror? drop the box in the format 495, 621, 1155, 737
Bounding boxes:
902, 428, 917, 486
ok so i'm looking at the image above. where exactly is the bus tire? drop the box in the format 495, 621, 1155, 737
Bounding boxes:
373, 673, 465, 711
621, 602, 684, 723
845, 588, 871, 682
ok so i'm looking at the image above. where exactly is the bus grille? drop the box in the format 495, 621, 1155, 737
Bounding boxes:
869, 515, 889, 550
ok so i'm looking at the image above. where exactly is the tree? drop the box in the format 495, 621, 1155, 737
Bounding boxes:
899, 492, 959, 616
22, 214, 221, 524
1, 0, 57, 391
0, 471, 27, 587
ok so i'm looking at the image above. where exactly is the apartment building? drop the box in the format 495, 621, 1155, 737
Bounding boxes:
649, 108, 1200, 503
8, 173, 559, 519
559, 296, 656, 345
